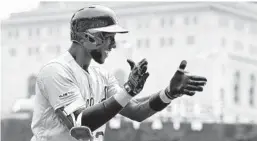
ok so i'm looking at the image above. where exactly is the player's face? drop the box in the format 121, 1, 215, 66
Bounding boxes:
90, 33, 116, 64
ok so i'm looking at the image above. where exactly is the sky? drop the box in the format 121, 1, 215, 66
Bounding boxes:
0, 0, 254, 21
0, 0, 39, 21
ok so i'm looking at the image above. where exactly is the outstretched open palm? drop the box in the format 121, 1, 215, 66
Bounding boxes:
165, 60, 207, 99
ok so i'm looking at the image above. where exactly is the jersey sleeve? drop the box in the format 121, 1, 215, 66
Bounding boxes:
37, 63, 85, 111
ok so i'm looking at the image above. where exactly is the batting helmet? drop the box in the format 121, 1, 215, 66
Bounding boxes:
70, 5, 128, 49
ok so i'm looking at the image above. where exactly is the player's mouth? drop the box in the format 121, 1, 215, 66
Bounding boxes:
105, 50, 110, 56
104, 48, 112, 57
104, 44, 115, 57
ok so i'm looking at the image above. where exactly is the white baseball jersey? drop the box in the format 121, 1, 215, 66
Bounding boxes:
31, 51, 122, 141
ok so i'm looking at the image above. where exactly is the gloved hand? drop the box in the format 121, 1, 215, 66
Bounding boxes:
164, 60, 207, 99
124, 58, 150, 96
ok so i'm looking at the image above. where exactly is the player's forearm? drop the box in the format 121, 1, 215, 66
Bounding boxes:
78, 90, 132, 131
120, 90, 171, 122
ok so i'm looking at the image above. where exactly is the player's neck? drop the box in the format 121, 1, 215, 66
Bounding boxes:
69, 43, 91, 72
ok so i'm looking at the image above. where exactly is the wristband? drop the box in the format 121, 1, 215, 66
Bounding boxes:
159, 89, 172, 103
113, 88, 133, 107
164, 88, 182, 100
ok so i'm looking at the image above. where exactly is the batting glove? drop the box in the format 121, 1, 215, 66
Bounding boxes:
164, 60, 207, 99
124, 58, 150, 96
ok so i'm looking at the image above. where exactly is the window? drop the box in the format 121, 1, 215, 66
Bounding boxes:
193, 16, 198, 24
219, 16, 229, 27
221, 37, 226, 47
56, 45, 61, 54
145, 39, 150, 48
184, 16, 189, 25
249, 24, 257, 34
136, 39, 141, 48
48, 27, 52, 35
9, 48, 16, 56
234, 71, 240, 104
235, 115, 240, 123
27, 75, 37, 97
169, 37, 174, 46
8, 31, 12, 38
28, 47, 32, 56
137, 22, 142, 29
160, 17, 165, 28
28, 28, 32, 37
249, 74, 255, 107
136, 39, 150, 48
184, 16, 197, 25
220, 88, 225, 103
170, 18, 174, 26
35, 46, 40, 54
249, 44, 257, 56
159, 37, 174, 47
160, 37, 165, 47
15, 29, 19, 38
145, 20, 150, 28
36, 28, 40, 36
187, 36, 195, 45
56, 27, 60, 35
234, 20, 244, 31
28, 46, 40, 55
234, 40, 243, 51
219, 88, 225, 115
222, 64, 226, 75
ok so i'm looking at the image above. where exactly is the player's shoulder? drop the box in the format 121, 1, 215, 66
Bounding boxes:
37, 62, 65, 80
37, 52, 72, 79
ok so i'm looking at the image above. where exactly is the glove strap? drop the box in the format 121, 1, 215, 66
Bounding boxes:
124, 82, 137, 97
164, 88, 183, 100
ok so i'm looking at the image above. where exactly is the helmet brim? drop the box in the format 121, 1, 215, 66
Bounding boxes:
88, 24, 128, 34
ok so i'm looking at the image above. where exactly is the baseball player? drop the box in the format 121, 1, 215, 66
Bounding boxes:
31, 5, 207, 141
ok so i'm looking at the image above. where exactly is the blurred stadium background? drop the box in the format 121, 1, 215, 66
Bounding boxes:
1, 2, 257, 141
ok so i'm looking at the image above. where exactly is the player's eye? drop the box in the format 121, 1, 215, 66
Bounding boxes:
88, 36, 95, 43
102, 33, 115, 39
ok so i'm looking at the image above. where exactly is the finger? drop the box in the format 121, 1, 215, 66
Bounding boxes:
187, 80, 206, 86
139, 65, 147, 75
127, 59, 135, 70
138, 58, 148, 67
189, 75, 207, 82
183, 89, 195, 96
137, 72, 150, 89
179, 60, 187, 70
142, 72, 150, 80
184, 85, 203, 92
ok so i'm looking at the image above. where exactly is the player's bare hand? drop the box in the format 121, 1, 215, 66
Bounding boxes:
124, 58, 150, 96
164, 60, 207, 99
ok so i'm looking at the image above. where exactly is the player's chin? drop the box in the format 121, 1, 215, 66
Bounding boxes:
94, 57, 106, 64
97, 60, 105, 64
91, 50, 107, 64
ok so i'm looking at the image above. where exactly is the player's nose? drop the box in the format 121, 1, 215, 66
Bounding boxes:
110, 38, 116, 49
